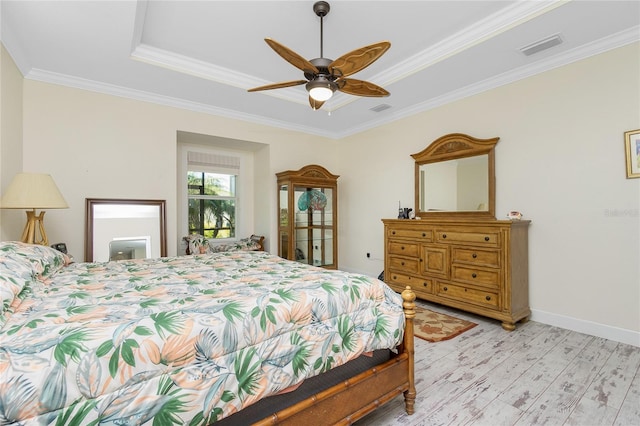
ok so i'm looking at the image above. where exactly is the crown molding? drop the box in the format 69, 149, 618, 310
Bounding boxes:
375, 0, 568, 86
24, 68, 336, 138
127, 0, 569, 113
23, 23, 638, 141
337, 25, 640, 139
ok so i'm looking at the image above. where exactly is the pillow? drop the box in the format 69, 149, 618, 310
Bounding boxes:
0, 255, 36, 320
209, 236, 262, 253
0, 241, 69, 277
183, 235, 262, 254
183, 234, 210, 255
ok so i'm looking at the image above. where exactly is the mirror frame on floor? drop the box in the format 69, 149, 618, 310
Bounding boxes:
85, 198, 167, 262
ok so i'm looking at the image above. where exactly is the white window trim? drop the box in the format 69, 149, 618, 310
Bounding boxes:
178, 143, 254, 253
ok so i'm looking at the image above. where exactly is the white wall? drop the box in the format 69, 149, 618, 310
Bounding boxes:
17, 80, 339, 260
337, 43, 640, 343
0, 45, 24, 240
5, 41, 639, 345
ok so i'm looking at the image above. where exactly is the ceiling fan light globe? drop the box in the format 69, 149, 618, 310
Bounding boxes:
309, 86, 334, 101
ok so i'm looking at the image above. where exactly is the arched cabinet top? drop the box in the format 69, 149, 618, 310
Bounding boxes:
276, 164, 340, 184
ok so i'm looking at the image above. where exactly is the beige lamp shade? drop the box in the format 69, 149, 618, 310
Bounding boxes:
1, 173, 68, 245
1, 173, 68, 209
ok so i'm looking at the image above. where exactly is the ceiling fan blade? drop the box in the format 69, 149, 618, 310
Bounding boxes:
329, 41, 390, 78
264, 38, 319, 75
247, 80, 307, 92
309, 96, 325, 110
337, 78, 390, 97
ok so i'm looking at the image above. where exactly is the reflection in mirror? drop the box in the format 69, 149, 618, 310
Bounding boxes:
85, 199, 166, 262
419, 155, 489, 212
109, 237, 150, 261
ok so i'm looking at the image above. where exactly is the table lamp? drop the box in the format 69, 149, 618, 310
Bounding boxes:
0, 173, 68, 245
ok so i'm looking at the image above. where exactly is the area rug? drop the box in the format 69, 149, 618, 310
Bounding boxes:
413, 306, 477, 342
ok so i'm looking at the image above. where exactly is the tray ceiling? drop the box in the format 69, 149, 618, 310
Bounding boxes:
2, 1, 638, 139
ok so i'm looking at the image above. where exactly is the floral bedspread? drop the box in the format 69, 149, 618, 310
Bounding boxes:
0, 244, 404, 425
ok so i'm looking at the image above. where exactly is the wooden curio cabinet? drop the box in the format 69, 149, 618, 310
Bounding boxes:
277, 164, 338, 269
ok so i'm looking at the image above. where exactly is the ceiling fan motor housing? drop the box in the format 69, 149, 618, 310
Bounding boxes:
305, 57, 333, 80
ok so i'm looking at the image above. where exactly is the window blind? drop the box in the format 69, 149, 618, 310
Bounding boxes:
187, 151, 240, 175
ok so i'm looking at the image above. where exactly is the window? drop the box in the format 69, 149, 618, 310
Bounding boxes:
186, 151, 240, 240
177, 135, 260, 254
188, 172, 236, 239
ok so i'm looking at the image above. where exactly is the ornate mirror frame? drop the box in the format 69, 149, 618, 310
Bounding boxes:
412, 133, 499, 219
85, 198, 167, 262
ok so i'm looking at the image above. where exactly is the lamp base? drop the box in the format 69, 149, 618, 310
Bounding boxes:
21, 210, 49, 246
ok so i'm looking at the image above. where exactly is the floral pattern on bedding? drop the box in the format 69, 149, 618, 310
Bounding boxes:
0, 241, 69, 277
0, 242, 69, 327
0, 257, 33, 327
0, 250, 404, 425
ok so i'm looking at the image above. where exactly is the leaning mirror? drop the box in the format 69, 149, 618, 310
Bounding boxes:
85, 198, 167, 262
413, 133, 499, 219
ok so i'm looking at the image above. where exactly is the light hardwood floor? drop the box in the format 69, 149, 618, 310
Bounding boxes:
356, 301, 640, 426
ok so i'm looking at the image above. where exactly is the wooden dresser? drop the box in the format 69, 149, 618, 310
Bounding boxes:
382, 218, 530, 330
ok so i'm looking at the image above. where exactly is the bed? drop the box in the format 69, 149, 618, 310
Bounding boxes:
0, 241, 415, 425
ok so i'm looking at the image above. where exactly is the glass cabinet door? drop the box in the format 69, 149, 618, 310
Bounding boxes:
276, 165, 338, 269
278, 184, 289, 260
293, 186, 333, 267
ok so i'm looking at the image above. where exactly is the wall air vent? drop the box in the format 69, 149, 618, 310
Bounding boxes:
370, 104, 392, 113
519, 34, 563, 56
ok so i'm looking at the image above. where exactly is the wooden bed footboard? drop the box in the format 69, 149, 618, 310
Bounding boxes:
254, 286, 416, 425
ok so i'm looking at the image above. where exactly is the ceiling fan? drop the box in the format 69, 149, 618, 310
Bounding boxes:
247, 1, 390, 110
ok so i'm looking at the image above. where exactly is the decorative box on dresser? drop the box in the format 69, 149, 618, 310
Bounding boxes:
382, 218, 530, 330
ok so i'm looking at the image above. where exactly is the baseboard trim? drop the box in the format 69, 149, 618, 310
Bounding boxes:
530, 309, 640, 348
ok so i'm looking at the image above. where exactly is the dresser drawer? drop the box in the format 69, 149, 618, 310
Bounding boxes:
452, 248, 500, 268
436, 282, 499, 309
388, 241, 420, 257
435, 229, 500, 247
389, 255, 420, 274
387, 272, 432, 294
451, 265, 500, 287
388, 227, 433, 242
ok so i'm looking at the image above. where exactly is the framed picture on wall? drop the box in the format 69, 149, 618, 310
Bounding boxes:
624, 129, 640, 179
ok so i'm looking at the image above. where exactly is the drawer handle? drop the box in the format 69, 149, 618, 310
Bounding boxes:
393, 275, 397, 279
401, 261, 405, 266
422, 233, 426, 237
422, 282, 428, 287
486, 296, 491, 301
472, 273, 477, 278
401, 246, 405, 250
442, 234, 447, 239
484, 236, 490, 241
472, 253, 477, 258
443, 286, 448, 291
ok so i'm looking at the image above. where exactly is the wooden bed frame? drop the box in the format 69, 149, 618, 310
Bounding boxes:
254, 286, 416, 425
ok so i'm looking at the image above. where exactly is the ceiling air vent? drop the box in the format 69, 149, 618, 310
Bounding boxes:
370, 104, 392, 113
519, 34, 563, 56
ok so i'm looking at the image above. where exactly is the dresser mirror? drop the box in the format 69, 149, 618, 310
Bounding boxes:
412, 133, 499, 219
85, 198, 167, 262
